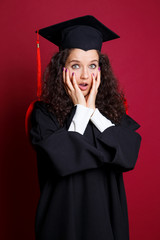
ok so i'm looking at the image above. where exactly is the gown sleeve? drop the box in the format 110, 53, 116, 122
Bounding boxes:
29, 101, 104, 177
90, 108, 115, 132
95, 113, 142, 172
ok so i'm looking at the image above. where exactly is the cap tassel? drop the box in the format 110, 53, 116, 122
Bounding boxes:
25, 30, 42, 139
37, 30, 42, 99
124, 97, 128, 114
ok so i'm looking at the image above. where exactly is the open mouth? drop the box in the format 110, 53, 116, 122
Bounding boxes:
79, 83, 88, 91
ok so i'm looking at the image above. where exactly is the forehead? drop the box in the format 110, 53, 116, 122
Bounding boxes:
67, 48, 99, 61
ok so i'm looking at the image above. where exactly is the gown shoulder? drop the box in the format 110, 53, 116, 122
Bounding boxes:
118, 113, 141, 131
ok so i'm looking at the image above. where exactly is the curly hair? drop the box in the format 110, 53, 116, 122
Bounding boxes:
40, 48, 126, 126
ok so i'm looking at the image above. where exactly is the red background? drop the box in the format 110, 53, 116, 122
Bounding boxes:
1, 0, 160, 239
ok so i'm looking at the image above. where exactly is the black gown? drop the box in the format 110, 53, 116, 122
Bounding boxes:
29, 101, 141, 240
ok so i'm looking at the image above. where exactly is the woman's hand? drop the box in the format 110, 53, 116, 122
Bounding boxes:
85, 68, 101, 110
63, 67, 86, 106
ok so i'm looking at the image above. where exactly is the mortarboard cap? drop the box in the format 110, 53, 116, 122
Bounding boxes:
37, 15, 120, 51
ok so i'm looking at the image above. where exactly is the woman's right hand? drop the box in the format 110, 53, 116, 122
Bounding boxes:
63, 67, 86, 107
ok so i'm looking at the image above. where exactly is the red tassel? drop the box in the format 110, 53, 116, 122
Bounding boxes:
124, 98, 128, 115
25, 100, 37, 139
37, 30, 41, 99
25, 30, 42, 139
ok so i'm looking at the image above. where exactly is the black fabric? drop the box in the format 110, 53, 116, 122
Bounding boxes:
30, 101, 141, 240
37, 15, 120, 51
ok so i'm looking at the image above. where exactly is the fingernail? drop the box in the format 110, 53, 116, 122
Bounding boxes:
65, 68, 67, 72
98, 66, 101, 71
93, 73, 94, 76
72, 72, 74, 76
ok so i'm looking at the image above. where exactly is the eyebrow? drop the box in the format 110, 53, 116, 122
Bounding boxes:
68, 59, 99, 63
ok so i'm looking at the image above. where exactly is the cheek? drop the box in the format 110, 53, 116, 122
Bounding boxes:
89, 68, 98, 75
88, 69, 98, 81
94, 69, 98, 76
70, 71, 80, 80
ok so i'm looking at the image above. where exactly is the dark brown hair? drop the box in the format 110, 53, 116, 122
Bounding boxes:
40, 48, 126, 126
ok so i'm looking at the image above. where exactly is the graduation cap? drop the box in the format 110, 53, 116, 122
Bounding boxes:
37, 15, 120, 51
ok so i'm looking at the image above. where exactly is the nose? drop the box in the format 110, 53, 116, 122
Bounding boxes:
80, 67, 89, 79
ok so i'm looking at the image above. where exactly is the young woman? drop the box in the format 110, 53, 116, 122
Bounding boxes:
29, 15, 141, 240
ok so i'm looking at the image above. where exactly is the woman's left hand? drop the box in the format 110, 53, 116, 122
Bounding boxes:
86, 68, 101, 110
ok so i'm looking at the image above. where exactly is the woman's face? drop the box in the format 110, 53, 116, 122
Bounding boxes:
64, 48, 99, 98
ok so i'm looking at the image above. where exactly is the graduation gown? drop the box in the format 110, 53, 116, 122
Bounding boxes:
29, 101, 141, 240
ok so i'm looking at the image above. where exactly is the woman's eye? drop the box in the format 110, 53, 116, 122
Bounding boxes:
89, 64, 96, 69
72, 64, 79, 69
71, 64, 97, 69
